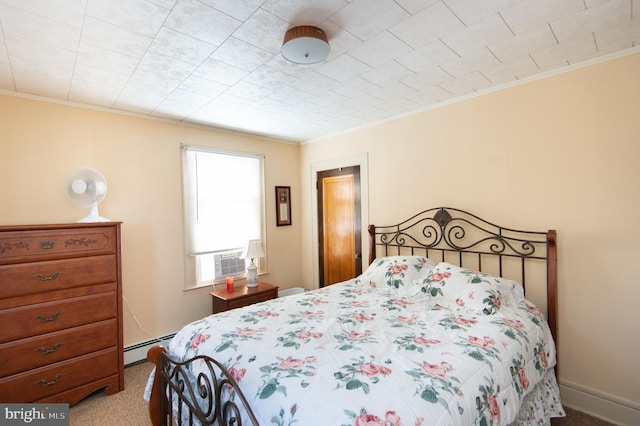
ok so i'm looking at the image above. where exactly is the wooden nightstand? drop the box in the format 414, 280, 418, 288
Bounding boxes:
210, 282, 279, 314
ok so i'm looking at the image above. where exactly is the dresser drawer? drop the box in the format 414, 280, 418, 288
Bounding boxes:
0, 226, 117, 265
0, 347, 119, 402
0, 292, 117, 343
0, 319, 118, 376
227, 289, 278, 310
0, 254, 116, 299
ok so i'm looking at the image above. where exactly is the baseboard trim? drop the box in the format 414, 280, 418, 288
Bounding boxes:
124, 333, 176, 366
559, 379, 640, 426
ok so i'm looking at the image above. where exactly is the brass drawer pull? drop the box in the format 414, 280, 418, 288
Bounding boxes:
34, 342, 64, 354
34, 311, 63, 322
36, 374, 62, 387
32, 271, 62, 281
40, 240, 55, 249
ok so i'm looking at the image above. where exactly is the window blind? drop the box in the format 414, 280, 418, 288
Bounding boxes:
182, 145, 263, 256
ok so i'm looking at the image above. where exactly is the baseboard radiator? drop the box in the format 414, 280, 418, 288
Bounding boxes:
124, 333, 175, 366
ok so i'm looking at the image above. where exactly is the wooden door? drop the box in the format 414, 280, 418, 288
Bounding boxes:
317, 166, 361, 287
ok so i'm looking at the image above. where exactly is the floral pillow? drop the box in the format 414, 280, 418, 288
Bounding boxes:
361, 256, 434, 294
418, 262, 524, 315
494, 275, 526, 307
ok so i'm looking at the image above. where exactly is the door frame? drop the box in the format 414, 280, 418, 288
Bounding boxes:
310, 153, 369, 289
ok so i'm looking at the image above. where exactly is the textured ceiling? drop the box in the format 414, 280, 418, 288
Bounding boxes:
0, 0, 638, 142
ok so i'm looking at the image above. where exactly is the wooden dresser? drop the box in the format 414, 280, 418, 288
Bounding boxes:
0, 222, 124, 405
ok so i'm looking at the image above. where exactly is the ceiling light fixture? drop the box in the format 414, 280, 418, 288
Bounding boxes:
281, 25, 330, 64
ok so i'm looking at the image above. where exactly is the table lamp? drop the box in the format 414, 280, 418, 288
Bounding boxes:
241, 239, 265, 287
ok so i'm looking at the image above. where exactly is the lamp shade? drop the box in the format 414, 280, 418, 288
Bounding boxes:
281, 26, 330, 64
241, 239, 265, 260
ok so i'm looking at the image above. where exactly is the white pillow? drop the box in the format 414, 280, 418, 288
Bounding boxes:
417, 262, 524, 315
361, 256, 434, 294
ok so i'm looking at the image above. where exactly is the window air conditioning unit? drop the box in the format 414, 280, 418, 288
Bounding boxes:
213, 250, 245, 280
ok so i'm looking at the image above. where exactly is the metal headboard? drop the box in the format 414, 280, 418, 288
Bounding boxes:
367, 207, 557, 344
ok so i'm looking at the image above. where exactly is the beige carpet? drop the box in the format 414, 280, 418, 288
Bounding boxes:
70, 362, 154, 426
70, 362, 615, 425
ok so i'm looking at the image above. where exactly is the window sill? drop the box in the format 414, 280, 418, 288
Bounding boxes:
184, 271, 268, 292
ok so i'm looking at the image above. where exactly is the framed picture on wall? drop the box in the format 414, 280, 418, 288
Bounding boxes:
275, 186, 291, 226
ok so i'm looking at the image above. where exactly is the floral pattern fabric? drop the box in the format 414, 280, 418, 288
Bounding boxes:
361, 255, 434, 296
418, 262, 527, 315
154, 276, 564, 425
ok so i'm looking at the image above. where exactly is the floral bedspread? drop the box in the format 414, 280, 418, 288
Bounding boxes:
160, 275, 564, 425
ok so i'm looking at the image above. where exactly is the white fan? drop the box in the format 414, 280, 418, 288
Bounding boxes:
64, 166, 110, 223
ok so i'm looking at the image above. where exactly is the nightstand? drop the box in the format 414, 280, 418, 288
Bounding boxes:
210, 282, 279, 314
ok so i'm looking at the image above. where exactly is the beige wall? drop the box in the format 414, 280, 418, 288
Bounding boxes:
300, 52, 640, 422
0, 96, 303, 345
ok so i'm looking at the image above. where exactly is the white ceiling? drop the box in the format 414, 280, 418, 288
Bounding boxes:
0, 0, 638, 143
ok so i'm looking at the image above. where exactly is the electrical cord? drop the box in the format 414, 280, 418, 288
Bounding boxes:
122, 294, 161, 343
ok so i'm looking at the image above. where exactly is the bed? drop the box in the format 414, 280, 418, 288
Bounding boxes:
146, 207, 564, 425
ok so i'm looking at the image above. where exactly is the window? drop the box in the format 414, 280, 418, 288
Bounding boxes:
182, 145, 265, 289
